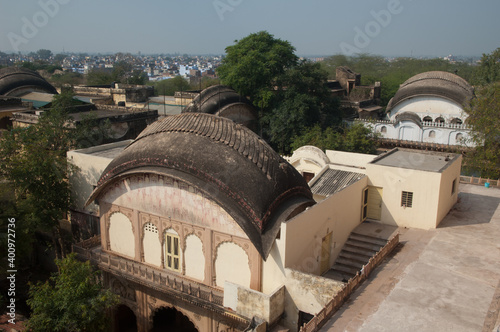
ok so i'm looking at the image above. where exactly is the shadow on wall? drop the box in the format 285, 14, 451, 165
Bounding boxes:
438, 192, 500, 228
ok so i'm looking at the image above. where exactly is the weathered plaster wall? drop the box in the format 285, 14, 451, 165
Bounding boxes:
100, 174, 247, 238
224, 282, 285, 324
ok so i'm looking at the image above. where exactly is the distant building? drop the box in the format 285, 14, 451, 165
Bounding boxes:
358, 71, 475, 149
328, 66, 382, 119
72, 83, 154, 107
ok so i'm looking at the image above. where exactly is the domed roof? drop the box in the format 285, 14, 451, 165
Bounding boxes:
0, 67, 58, 97
387, 71, 474, 111
88, 113, 314, 258
183, 85, 256, 115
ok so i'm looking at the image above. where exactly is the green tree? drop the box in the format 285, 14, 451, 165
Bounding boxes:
0, 90, 102, 258
217, 31, 298, 109
291, 122, 378, 155
465, 83, 500, 178
474, 47, 500, 85
127, 69, 148, 85
263, 61, 341, 153
37, 49, 53, 60
26, 253, 119, 332
53, 53, 67, 63
153, 76, 191, 96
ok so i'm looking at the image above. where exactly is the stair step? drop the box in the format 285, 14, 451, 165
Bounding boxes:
339, 251, 370, 264
336, 257, 365, 269
346, 239, 383, 252
350, 233, 388, 247
344, 244, 378, 256
331, 263, 360, 275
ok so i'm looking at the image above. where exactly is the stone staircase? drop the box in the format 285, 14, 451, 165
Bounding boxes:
326, 232, 389, 282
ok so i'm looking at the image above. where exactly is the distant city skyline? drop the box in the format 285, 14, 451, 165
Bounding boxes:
0, 0, 499, 58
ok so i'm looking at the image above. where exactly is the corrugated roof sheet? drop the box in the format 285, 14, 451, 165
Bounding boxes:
310, 169, 364, 196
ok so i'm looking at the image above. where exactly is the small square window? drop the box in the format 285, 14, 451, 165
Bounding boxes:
401, 191, 413, 208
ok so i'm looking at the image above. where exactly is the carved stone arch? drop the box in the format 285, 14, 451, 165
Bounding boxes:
149, 304, 200, 332
140, 213, 160, 242
212, 234, 252, 270
213, 239, 252, 289
108, 206, 135, 233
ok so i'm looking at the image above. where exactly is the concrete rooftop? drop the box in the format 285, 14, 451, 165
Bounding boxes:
371, 149, 458, 172
321, 184, 500, 332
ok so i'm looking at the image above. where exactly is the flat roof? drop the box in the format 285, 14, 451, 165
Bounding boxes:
370, 148, 458, 172
69, 140, 132, 159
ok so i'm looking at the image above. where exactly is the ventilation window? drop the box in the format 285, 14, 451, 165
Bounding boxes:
401, 191, 413, 208
380, 126, 387, 133
144, 223, 158, 233
452, 179, 457, 195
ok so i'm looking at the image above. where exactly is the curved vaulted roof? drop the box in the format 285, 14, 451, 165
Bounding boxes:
0, 67, 58, 96
88, 113, 314, 259
182, 85, 257, 116
387, 71, 474, 111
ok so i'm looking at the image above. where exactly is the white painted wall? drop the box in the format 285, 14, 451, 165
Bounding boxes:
184, 234, 205, 281
143, 223, 161, 267
215, 242, 251, 288
109, 212, 135, 258
389, 96, 466, 121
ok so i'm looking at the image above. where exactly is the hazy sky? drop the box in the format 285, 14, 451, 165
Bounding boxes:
0, 0, 499, 57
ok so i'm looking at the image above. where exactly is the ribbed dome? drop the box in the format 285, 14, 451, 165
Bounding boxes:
387, 71, 474, 111
88, 113, 314, 258
183, 85, 253, 114
0, 67, 58, 97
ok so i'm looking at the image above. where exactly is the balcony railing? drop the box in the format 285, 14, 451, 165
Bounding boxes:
73, 237, 249, 325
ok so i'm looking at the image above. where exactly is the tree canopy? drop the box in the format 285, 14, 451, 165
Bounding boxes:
291, 122, 378, 155
217, 31, 298, 109
217, 31, 343, 153
474, 47, 500, 85
26, 253, 119, 332
0, 90, 108, 258
465, 82, 500, 178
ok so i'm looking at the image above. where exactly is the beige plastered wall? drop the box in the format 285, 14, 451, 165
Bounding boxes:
259, 177, 366, 330
365, 162, 453, 229
67, 140, 132, 213
435, 155, 462, 226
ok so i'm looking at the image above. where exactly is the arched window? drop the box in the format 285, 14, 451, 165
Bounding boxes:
423, 116, 432, 123
429, 130, 436, 138
143, 223, 161, 267
451, 118, 463, 125
380, 126, 387, 133
456, 133, 464, 142
435, 117, 445, 124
